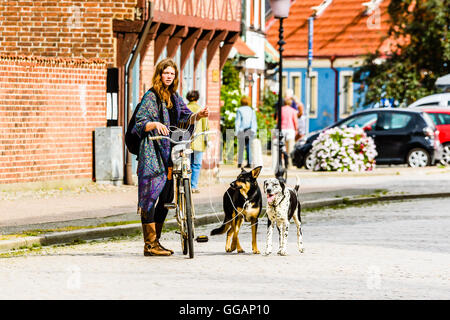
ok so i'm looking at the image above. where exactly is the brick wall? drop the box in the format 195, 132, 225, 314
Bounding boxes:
0, 1, 140, 185
140, 40, 154, 97
0, 0, 137, 65
0, 56, 106, 184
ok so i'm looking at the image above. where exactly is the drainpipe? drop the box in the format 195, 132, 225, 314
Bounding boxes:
124, 2, 154, 185
330, 55, 339, 122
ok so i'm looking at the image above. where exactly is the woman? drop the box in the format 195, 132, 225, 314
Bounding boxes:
186, 90, 209, 193
280, 97, 298, 168
235, 96, 257, 168
132, 58, 208, 256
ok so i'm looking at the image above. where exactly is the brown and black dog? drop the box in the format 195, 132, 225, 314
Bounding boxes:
210, 166, 262, 254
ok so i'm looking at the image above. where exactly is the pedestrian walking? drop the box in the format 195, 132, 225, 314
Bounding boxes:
296, 101, 306, 141
285, 88, 300, 111
276, 97, 298, 168
186, 90, 209, 193
235, 96, 257, 168
132, 58, 209, 256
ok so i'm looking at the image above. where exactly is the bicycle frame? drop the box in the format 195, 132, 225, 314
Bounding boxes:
149, 130, 215, 258
172, 144, 195, 246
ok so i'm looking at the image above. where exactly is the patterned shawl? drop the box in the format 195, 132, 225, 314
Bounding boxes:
132, 89, 193, 215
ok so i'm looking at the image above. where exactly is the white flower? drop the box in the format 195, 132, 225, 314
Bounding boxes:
311, 126, 378, 172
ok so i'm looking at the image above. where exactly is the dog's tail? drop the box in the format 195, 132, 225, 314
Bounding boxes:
210, 223, 228, 236
211, 223, 227, 236
294, 175, 301, 193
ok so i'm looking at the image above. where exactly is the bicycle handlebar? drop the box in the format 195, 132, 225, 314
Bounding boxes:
148, 130, 217, 144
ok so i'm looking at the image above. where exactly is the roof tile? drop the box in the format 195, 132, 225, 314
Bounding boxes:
266, 0, 391, 58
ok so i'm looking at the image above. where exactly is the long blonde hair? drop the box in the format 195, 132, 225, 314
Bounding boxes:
152, 58, 179, 109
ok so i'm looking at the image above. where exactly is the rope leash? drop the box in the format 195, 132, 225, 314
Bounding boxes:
221, 189, 268, 228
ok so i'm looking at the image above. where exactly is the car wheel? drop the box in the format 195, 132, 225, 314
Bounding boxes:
304, 152, 315, 170
440, 143, 450, 166
407, 148, 430, 167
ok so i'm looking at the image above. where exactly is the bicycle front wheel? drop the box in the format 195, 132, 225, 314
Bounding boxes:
183, 178, 194, 259
178, 185, 188, 256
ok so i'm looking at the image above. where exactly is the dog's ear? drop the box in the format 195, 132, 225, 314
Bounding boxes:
263, 179, 268, 191
280, 181, 285, 193
251, 166, 262, 179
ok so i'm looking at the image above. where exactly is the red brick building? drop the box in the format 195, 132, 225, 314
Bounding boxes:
0, 0, 241, 185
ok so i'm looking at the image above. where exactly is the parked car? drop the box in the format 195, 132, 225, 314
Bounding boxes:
291, 108, 443, 169
418, 108, 450, 165
407, 93, 450, 108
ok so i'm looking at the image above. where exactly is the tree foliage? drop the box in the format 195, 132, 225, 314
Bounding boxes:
354, 0, 450, 107
220, 60, 242, 130
256, 89, 277, 133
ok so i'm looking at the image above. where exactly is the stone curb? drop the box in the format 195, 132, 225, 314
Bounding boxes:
2, 192, 450, 253
215, 167, 450, 179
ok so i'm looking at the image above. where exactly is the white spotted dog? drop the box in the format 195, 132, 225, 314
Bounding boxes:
263, 178, 304, 256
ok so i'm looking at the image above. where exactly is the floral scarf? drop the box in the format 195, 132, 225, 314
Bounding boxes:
132, 88, 193, 215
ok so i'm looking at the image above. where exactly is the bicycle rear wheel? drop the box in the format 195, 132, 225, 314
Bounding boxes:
176, 179, 188, 255
183, 178, 194, 259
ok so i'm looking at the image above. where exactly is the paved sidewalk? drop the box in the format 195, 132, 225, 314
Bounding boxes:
1, 160, 450, 252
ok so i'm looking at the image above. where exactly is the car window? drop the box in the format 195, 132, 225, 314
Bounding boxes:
422, 112, 439, 128
418, 102, 439, 107
426, 112, 441, 125
376, 112, 413, 130
437, 112, 450, 125
339, 113, 378, 130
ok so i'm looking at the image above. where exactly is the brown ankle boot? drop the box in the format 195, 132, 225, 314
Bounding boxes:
142, 223, 171, 256
155, 222, 174, 254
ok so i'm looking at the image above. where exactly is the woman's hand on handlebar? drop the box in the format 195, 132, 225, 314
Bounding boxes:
146, 122, 169, 135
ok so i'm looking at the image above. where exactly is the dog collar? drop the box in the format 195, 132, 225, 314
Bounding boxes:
275, 194, 286, 207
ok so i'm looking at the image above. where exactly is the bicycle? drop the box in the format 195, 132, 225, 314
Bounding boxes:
149, 130, 216, 258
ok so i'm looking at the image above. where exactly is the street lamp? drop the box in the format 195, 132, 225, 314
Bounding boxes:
270, 0, 291, 183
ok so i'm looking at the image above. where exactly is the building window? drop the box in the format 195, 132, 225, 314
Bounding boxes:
156, 46, 167, 64
290, 72, 302, 103
182, 50, 195, 102
254, 0, 260, 29
194, 50, 207, 107
106, 68, 118, 127
175, 46, 181, 95
249, 0, 254, 27
310, 71, 318, 118
340, 71, 354, 117
259, 0, 264, 31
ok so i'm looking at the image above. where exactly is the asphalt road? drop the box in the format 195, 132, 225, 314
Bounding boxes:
1, 197, 449, 300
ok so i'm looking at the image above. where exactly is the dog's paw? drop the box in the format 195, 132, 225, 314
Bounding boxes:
237, 248, 245, 253
263, 250, 271, 256
277, 249, 288, 256
252, 249, 260, 254
298, 243, 305, 253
